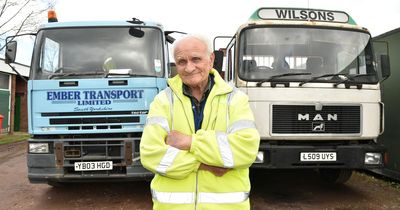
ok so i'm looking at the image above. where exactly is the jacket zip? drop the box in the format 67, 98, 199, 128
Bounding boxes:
167, 80, 232, 209
170, 86, 195, 133
194, 171, 199, 210
167, 88, 197, 209
203, 93, 226, 130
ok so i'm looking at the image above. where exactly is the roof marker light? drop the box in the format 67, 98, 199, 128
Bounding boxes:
48, 9, 58, 23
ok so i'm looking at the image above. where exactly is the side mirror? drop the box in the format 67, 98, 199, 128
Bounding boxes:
213, 50, 224, 74
164, 31, 187, 44
165, 35, 175, 44
5, 41, 17, 64
380, 54, 391, 80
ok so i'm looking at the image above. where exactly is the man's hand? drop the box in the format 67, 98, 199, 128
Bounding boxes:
199, 163, 230, 177
166, 130, 192, 150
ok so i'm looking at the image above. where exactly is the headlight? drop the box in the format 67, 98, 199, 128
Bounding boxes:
364, 152, 382, 165
29, 143, 49, 153
254, 151, 264, 163
41, 127, 56, 131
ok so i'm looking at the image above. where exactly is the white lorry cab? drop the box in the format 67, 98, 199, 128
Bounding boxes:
215, 7, 391, 183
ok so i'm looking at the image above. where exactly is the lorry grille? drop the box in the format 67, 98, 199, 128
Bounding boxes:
41, 110, 147, 131
272, 105, 361, 134
49, 116, 139, 124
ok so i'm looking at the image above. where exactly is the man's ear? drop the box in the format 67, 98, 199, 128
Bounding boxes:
209, 52, 215, 69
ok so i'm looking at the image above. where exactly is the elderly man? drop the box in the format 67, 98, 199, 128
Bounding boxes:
140, 34, 260, 210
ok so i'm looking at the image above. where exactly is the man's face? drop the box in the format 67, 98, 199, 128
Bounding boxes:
174, 38, 214, 88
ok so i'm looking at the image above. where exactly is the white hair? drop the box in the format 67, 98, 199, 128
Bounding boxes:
172, 34, 213, 56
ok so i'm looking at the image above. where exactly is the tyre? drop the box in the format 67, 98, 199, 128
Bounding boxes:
319, 169, 353, 184
47, 181, 65, 187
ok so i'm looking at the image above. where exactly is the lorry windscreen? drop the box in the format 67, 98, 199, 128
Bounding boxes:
32, 26, 164, 80
238, 26, 378, 84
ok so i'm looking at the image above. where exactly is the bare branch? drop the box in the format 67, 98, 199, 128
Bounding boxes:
0, 0, 54, 54
0, 26, 13, 36
0, 9, 32, 51
15, 11, 32, 35
0, 0, 9, 18
0, 0, 31, 29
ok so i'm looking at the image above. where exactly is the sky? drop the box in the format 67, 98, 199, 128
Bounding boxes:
55, 0, 400, 39
9, 0, 400, 64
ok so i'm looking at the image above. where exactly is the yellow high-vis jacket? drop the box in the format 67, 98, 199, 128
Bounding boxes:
140, 69, 260, 210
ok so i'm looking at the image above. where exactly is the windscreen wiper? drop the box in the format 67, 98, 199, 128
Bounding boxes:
256, 73, 311, 87
48, 71, 104, 79
104, 71, 157, 78
299, 73, 347, 86
333, 73, 376, 88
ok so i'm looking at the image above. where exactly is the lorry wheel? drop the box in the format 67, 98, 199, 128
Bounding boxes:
47, 181, 65, 187
318, 169, 353, 184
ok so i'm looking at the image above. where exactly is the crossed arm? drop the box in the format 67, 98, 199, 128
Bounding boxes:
166, 130, 230, 177
140, 91, 260, 179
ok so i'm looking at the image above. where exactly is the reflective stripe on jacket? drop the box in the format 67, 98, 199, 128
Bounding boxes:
140, 69, 260, 210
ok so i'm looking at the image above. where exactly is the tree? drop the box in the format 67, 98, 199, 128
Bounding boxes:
0, 0, 56, 52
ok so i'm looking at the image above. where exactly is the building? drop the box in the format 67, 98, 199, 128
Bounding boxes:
373, 27, 400, 180
0, 58, 29, 134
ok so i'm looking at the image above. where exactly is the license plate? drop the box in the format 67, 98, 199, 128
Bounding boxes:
74, 161, 113, 171
300, 152, 337, 162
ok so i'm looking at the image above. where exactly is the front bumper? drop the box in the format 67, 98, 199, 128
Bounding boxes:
252, 140, 385, 169
27, 137, 153, 184
28, 163, 153, 183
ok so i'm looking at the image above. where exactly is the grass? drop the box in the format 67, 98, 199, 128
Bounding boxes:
0, 132, 30, 145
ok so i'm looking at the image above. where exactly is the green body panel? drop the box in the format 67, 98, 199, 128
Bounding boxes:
0, 90, 10, 131
14, 95, 21, 131
375, 29, 400, 178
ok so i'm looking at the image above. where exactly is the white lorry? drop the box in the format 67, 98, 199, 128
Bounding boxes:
214, 7, 391, 183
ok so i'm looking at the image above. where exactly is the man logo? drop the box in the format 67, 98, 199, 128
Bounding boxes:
312, 122, 325, 132
298, 114, 337, 121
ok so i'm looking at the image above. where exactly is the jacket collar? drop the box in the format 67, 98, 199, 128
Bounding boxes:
168, 69, 232, 100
